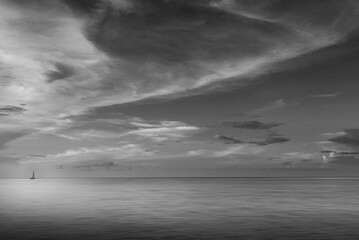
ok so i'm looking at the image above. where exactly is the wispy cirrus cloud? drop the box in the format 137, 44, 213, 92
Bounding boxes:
320, 132, 346, 137
126, 121, 201, 142
213, 144, 264, 157
52, 112, 201, 142
309, 92, 341, 98
20, 144, 155, 165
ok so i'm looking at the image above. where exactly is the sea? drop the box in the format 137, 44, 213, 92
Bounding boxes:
0, 178, 358, 240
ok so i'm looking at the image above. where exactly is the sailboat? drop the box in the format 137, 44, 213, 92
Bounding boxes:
30, 171, 36, 180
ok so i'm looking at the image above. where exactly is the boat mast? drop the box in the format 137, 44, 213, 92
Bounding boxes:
30, 171, 36, 179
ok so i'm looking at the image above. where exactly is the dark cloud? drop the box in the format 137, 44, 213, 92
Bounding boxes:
321, 150, 336, 153
222, 121, 283, 130
46, 63, 75, 83
56, 1, 319, 100
82, 0, 291, 63
215, 133, 289, 146
50, 0, 359, 112
0, 105, 26, 116
329, 129, 359, 149
215, 135, 244, 144
338, 151, 359, 155
250, 135, 289, 146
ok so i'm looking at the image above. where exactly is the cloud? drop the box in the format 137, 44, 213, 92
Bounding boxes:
0, 105, 26, 115
83, 0, 290, 62
320, 150, 359, 166
187, 150, 208, 156
45, 63, 75, 83
321, 132, 346, 137
215, 133, 289, 146
337, 151, 359, 155
251, 135, 289, 146
309, 92, 341, 98
0, 0, 358, 145
213, 144, 264, 157
0, 0, 358, 119
126, 121, 200, 142
74, 161, 117, 170
2, 0, 359, 172
221, 121, 283, 130
328, 129, 359, 150
212, 0, 359, 38
215, 119, 288, 146
55, 112, 200, 142
321, 150, 336, 154
321, 150, 359, 155
215, 135, 244, 144
0, 0, 106, 117
20, 144, 155, 166
59, 0, 359, 107
271, 152, 325, 168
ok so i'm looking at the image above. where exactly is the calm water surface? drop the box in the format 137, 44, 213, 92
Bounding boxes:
0, 178, 358, 239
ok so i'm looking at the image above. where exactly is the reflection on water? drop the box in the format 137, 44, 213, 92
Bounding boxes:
1, 178, 359, 239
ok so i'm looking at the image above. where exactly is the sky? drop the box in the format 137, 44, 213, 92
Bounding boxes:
1, 0, 359, 178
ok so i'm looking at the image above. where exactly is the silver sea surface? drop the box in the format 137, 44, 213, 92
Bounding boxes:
0, 178, 359, 240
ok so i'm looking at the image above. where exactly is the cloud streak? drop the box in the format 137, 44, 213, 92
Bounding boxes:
221, 121, 283, 130
20, 144, 155, 166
